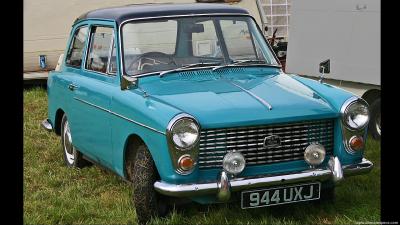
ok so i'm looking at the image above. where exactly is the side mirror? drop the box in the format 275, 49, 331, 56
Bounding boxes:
319, 59, 330, 74
121, 75, 138, 90
264, 25, 268, 33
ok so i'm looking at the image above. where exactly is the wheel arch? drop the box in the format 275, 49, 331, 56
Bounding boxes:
54, 108, 65, 135
123, 133, 162, 181
361, 89, 381, 105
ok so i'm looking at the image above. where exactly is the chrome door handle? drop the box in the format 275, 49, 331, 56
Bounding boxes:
68, 84, 79, 91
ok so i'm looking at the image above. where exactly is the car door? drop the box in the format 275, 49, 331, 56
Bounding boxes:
68, 22, 118, 168
54, 24, 89, 127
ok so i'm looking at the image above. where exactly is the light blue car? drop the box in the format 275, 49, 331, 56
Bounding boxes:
42, 3, 373, 224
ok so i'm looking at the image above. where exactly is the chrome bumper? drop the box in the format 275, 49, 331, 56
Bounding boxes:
154, 157, 373, 201
41, 119, 53, 132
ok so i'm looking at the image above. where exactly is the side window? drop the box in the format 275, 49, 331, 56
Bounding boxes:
65, 26, 88, 68
86, 26, 115, 74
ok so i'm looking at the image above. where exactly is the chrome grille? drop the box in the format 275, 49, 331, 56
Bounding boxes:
198, 119, 334, 169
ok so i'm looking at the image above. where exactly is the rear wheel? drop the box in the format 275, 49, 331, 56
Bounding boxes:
369, 98, 381, 140
60, 114, 90, 168
127, 143, 169, 224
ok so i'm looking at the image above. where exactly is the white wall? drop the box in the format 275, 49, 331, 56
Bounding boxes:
23, 0, 262, 72
285, 0, 380, 85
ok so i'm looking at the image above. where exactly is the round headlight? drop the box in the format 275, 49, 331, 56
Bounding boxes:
342, 100, 369, 130
304, 143, 326, 166
222, 151, 246, 175
169, 116, 199, 149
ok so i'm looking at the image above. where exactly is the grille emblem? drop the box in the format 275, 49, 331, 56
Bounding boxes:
263, 135, 281, 148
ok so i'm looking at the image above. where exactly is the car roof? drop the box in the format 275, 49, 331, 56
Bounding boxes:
75, 3, 250, 25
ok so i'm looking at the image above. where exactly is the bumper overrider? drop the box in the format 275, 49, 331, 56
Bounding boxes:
154, 157, 373, 201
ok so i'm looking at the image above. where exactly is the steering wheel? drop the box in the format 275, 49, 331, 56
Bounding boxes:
127, 51, 175, 72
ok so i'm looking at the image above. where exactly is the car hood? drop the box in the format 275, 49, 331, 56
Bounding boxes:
138, 68, 338, 129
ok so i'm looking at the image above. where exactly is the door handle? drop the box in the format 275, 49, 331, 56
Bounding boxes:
68, 83, 79, 91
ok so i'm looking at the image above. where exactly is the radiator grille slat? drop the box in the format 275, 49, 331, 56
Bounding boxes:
198, 119, 335, 169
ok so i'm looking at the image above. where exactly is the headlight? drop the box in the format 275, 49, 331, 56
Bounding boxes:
168, 114, 200, 149
342, 99, 369, 130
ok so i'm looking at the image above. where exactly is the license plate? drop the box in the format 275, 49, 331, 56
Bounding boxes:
241, 182, 321, 209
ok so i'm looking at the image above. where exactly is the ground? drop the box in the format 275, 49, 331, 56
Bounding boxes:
24, 87, 381, 225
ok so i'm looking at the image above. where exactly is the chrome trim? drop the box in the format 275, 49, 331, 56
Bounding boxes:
83, 26, 116, 77
41, 119, 53, 132
342, 158, 374, 176
154, 158, 373, 198
176, 154, 197, 175
348, 135, 364, 152
73, 97, 165, 135
340, 96, 369, 154
118, 13, 254, 77
217, 171, 231, 201
340, 97, 370, 131
328, 156, 343, 183
106, 31, 116, 75
226, 80, 272, 110
166, 113, 201, 175
198, 119, 334, 169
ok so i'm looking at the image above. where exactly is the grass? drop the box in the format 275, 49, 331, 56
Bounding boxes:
24, 87, 381, 225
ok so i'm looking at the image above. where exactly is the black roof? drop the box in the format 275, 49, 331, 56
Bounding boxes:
76, 3, 250, 25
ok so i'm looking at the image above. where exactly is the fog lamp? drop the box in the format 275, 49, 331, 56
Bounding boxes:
304, 144, 326, 166
178, 155, 194, 171
349, 135, 364, 151
222, 152, 246, 175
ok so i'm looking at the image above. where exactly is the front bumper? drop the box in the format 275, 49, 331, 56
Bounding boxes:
154, 157, 373, 201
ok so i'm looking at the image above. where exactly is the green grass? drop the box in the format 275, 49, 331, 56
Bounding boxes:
24, 87, 381, 225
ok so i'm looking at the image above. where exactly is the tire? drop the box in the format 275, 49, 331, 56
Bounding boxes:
60, 114, 90, 168
369, 98, 381, 140
128, 143, 169, 224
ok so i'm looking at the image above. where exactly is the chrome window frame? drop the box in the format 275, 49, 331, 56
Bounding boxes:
83, 25, 117, 77
64, 25, 89, 69
118, 13, 281, 78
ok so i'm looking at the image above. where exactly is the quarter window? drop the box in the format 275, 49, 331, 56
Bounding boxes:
65, 26, 88, 68
86, 26, 115, 74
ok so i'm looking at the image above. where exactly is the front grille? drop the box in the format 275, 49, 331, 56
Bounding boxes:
198, 119, 334, 169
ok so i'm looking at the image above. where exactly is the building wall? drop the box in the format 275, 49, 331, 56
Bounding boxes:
23, 0, 262, 72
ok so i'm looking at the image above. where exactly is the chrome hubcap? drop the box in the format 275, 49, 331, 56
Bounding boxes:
376, 113, 381, 136
63, 120, 75, 164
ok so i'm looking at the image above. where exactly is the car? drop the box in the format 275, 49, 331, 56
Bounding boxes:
42, 3, 374, 224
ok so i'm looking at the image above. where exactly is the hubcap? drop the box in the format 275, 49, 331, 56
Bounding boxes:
376, 113, 381, 136
63, 120, 75, 164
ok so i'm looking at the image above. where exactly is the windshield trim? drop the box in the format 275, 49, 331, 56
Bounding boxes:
118, 13, 280, 78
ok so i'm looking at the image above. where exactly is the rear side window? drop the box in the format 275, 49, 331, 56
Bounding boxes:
65, 26, 88, 68
85, 26, 114, 74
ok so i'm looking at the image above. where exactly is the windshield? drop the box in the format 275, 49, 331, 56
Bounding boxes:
121, 16, 279, 76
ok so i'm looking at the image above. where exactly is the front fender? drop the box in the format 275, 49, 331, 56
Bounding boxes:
110, 89, 199, 184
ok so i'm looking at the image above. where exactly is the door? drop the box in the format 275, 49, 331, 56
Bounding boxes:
68, 23, 118, 168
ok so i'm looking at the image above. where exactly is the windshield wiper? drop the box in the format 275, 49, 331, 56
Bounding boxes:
212, 59, 280, 71
159, 62, 221, 77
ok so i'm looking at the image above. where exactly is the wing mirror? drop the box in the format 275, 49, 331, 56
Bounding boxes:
318, 59, 330, 83
121, 75, 138, 90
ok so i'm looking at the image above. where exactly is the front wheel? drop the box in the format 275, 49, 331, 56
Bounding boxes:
128, 143, 169, 224
60, 114, 90, 168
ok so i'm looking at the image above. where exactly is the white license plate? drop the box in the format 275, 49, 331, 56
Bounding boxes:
241, 182, 321, 209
